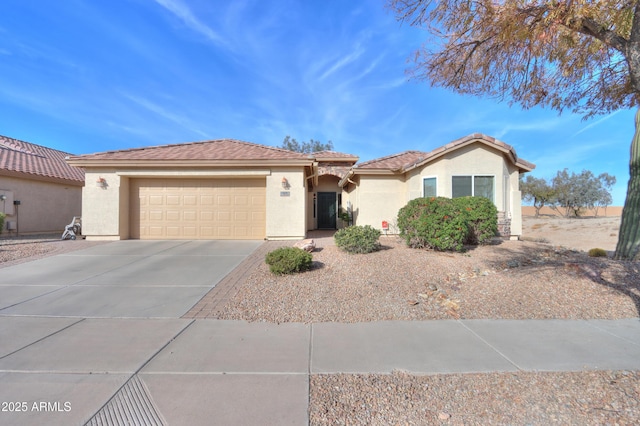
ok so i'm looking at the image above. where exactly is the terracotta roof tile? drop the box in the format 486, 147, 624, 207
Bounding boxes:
354, 134, 534, 173
354, 150, 427, 171
313, 150, 359, 161
0, 135, 84, 184
68, 139, 312, 162
318, 165, 352, 179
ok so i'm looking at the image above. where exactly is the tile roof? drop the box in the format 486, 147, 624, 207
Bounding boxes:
67, 139, 313, 162
354, 150, 427, 171
313, 150, 359, 162
318, 165, 352, 179
0, 135, 84, 184
354, 134, 535, 172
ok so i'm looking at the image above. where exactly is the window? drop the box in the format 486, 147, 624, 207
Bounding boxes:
452, 175, 494, 202
452, 176, 472, 198
422, 177, 437, 197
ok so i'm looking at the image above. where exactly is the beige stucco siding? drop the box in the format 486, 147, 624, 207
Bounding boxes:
82, 170, 123, 239
0, 176, 82, 234
408, 144, 507, 207
266, 167, 306, 240
351, 175, 406, 231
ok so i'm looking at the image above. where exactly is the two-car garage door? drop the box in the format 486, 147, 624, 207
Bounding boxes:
130, 178, 266, 239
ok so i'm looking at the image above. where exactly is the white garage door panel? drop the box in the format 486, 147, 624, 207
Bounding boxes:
130, 178, 266, 240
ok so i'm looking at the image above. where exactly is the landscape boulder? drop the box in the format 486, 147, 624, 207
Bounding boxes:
293, 239, 316, 252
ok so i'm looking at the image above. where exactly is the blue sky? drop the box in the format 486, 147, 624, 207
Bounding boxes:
0, 0, 634, 205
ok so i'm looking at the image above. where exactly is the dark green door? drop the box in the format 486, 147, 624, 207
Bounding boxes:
317, 192, 336, 229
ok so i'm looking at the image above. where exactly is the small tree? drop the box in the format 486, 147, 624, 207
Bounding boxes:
594, 173, 617, 216
550, 169, 616, 217
280, 136, 334, 153
520, 175, 555, 217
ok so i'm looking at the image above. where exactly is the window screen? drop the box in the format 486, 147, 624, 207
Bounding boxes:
452, 176, 472, 198
474, 176, 494, 201
423, 177, 437, 197
452, 176, 494, 202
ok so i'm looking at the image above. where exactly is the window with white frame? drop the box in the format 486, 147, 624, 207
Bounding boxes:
452, 175, 494, 202
422, 177, 437, 197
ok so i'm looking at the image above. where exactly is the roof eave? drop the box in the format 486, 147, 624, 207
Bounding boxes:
314, 156, 359, 163
516, 160, 536, 172
0, 169, 84, 186
65, 159, 314, 168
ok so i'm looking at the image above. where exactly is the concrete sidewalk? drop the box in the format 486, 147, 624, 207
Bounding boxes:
1, 317, 639, 425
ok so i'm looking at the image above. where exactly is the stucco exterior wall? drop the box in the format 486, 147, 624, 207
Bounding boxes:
265, 167, 306, 239
82, 170, 123, 240
351, 174, 406, 232
407, 143, 508, 208
0, 176, 82, 234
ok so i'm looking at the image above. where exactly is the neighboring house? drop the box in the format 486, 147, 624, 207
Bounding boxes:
0, 135, 84, 234
66, 133, 534, 241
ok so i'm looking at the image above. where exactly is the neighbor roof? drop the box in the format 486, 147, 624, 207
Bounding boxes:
67, 139, 313, 166
354, 133, 535, 173
0, 135, 84, 185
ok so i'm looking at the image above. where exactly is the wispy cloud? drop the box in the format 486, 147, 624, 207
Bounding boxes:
529, 139, 613, 176
319, 47, 365, 81
121, 92, 209, 139
572, 110, 622, 137
491, 117, 564, 139
153, 0, 229, 49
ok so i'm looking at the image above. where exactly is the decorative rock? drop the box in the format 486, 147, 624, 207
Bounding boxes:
294, 239, 316, 252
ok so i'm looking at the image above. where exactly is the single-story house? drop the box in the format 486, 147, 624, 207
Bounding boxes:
66, 133, 534, 241
0, 135, 84, 234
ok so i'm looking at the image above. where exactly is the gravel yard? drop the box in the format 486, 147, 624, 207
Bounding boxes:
310, 370, 640, 425
2, 219, 640, 425
0, 234, 106, 268
216, 236, 640, 323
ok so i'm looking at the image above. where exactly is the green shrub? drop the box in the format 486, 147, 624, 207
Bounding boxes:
0, 212, 4, 235
397, 197, 469, 251
453, 196, 498, 245
588, 248, 608, 258
334, 225, 382, 254
265, 247, 313, 275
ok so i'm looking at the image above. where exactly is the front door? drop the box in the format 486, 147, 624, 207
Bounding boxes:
317, 192, 337, 229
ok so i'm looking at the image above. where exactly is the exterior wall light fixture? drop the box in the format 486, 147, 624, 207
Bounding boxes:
281, 177, 290, 189
96, 177, 108, 188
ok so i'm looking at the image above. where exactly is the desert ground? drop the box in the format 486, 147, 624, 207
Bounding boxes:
520, 214, 622, 253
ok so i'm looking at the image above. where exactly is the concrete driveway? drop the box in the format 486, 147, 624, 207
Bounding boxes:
0, 240, 263, 318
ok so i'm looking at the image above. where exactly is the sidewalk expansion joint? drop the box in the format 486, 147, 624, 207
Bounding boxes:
0, 318, 85, 361
458, 320, 524, 371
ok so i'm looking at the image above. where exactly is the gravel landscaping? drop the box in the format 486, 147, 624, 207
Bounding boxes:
216, 236, 640, 323
310, 370, 640, 425
0, 234, 107, 268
